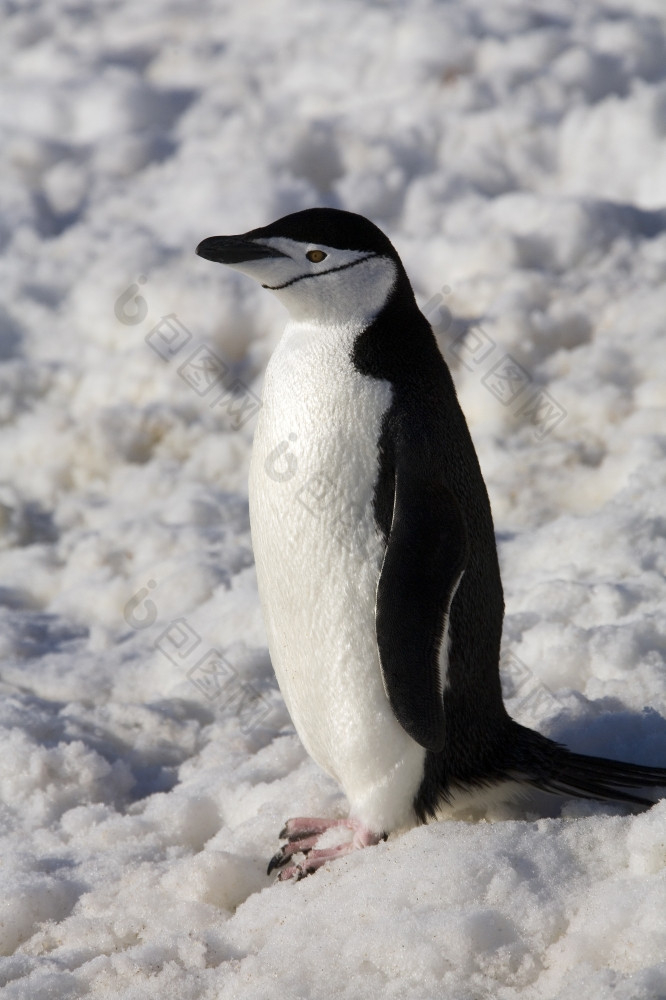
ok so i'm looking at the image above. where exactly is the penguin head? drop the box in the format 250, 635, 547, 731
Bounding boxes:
196, 207, 410, 324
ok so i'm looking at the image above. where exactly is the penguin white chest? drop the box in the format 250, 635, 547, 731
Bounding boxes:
249, 319, 426, 833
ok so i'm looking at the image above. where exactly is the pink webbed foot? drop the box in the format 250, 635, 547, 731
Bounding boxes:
268, 816, 385, 881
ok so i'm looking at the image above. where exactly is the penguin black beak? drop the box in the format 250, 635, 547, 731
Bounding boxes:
196, 235, 288, 265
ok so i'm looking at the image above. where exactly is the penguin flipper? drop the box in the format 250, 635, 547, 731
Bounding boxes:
376, 472, 467, 752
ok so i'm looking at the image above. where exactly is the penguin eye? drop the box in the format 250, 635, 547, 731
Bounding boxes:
306, 249, 327, 263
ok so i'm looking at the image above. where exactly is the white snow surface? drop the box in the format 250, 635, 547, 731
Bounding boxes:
1, 0, 666, 997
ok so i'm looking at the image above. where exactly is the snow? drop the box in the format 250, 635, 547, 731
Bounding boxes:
1, 0, 666, 996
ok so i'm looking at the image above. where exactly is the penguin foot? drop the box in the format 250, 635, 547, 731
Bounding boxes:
268, 817, 383, 881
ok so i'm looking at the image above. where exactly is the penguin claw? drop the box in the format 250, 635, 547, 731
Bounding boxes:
266, 850, 289, 876
279, 817, 342, 840
266, 833, 320, 875
275, 843, 362, 881
269, 817, 385, 881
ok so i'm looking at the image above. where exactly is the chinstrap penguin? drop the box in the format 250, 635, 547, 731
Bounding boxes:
196, 207, 666, 881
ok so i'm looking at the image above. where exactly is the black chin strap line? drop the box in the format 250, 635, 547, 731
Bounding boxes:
262, 253, 378, 291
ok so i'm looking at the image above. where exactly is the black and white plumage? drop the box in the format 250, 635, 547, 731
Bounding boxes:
196, 207, 666, 880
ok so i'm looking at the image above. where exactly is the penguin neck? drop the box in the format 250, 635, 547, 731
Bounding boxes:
350, 269, 436, 381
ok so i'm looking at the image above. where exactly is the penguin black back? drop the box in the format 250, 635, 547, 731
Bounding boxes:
351, 276, 512, 817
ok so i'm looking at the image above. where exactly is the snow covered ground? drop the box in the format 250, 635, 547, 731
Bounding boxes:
1, 0, 666, 996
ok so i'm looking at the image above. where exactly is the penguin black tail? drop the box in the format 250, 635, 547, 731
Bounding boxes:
511, 725, 666, 808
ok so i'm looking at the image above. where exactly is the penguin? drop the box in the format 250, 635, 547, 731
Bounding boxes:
196, 207, 666, 881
